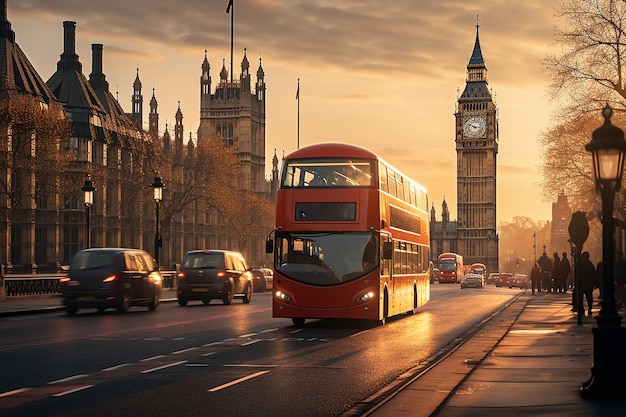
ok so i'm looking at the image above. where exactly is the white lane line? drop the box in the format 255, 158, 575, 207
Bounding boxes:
48, 375, 88, 385
224, 364, 278, 368
241, 339, 263, 347
202, 352, 217, 357
204, 342, 223, 347
208, 370, 269, 392
0, 388, 31, 397
102, 364, 131, 372
141, 355, 166, 362
240, 333, 257, 338
260, 328, 279, 333
172, 347, 198, 355
53, 385, 94, 397
141, 360, 187, 374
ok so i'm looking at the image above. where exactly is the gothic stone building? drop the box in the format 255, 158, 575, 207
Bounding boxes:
430, 21, 499, 275
0, 1, 276, 273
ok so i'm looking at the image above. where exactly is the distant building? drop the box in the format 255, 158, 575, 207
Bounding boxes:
430, 18, 499, 274
550, 192, 572, 256
0, 2, 276, 272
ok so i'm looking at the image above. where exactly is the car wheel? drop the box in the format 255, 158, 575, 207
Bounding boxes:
117, 290, 131, 313
178, 298, 188, 306
222, 285, 233, 305
148, 291, 159, 311
66, 306, 78, 316
242, 283, 252, 304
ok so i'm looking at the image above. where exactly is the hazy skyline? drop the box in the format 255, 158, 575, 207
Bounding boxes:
10, 0, 563, 222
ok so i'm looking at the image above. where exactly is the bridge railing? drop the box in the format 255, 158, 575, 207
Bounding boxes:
0, 270, 178, 298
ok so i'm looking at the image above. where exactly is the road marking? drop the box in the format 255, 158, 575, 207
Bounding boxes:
53, 385, 94, 396
141, 355, 166, 362
208, 370, 269, 392
172, 347, 198, 355
241, 339, 263, 346
141, 360, 187, 374
102, 364, 131, 371
203, 342, 223, 347
202, 352, 217, 357
48, 375, 88, 385
240, 333, 257, 338
0, 388, 31, 397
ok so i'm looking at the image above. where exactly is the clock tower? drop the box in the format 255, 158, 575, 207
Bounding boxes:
454, 18, 499, 273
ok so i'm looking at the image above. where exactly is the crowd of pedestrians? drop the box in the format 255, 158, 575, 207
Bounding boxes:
531, 249, 626, 316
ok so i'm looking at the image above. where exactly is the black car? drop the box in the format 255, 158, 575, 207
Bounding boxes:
177, 249, 253, 305
60, 248, 163, 315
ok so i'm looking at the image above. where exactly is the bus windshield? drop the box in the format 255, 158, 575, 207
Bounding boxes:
439, 259, 457, 271
275, 232, 379, 286
282, 158, 375, 188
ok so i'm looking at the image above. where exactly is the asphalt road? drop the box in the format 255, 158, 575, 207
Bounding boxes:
0, 284, 523, 417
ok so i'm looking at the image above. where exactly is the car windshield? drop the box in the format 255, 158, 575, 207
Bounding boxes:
70, 251, 118, 270
275, 231, 378, 286
182, 253, 224, 269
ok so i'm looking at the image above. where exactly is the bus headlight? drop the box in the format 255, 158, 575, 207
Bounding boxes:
275, 290, 292, 303
357, 291, 375, 303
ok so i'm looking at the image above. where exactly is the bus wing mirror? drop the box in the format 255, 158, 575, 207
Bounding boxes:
382, 242, 392, 259
265, 239, 274, 254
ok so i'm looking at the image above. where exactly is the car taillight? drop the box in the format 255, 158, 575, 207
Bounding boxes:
177, 271, 186, 280
59, 276, 71, 283
102, 273, 119, 283
217, 271, 226, 277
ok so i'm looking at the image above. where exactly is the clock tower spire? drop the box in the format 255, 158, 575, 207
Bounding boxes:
454, 16, 499, 275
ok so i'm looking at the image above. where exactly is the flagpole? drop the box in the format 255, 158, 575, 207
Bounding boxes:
297, 78, 300, 149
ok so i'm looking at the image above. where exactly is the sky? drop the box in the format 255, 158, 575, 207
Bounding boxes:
8, 0, 563, 223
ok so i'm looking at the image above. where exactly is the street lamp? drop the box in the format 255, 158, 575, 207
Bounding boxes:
151, 177, 164, 264
81, 177, 95, 249
581, 104, 626, 397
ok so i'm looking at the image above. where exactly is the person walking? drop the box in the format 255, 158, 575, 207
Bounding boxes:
559, 252, 571, 293
550, 252, 560, 293
530, 263, 542, 295
579, 251, 596, 316
538, 251, 552, 293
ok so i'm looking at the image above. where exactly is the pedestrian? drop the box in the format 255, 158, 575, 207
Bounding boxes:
595, 261, 603, 303
550, 252, 560, 293
615, 250, 626, 309
530, 263, 542, 295
579, 251, 596, 316
538, 251, 552, 293
559, 252, 571, 293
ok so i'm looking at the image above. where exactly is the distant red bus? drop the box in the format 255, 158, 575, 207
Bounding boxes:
469, 263, 487, 279
267, 143, 430, 325
438, 253, 463, 283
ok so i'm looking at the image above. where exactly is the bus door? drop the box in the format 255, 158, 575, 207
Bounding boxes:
380, 232, 392, 290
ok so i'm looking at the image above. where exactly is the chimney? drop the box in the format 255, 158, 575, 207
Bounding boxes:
57, 21, 81, 72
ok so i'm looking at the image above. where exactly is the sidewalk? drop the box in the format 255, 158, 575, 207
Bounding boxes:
368, 291, 626, 416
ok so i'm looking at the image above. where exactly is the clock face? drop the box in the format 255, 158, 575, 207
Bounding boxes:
463, 116, 487, 138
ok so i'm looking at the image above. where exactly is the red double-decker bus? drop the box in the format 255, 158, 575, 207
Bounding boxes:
266, 143, 430, 325
438, 252, 463, 283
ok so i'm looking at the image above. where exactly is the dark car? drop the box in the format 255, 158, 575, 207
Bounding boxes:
495, 272, 513, 287
511, 274, 530, 289
251, 268, 273, 292
60, 248, 163, 315
177, 249, 253, 305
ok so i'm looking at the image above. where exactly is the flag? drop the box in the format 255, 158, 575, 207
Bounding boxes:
226, 0, 233, 13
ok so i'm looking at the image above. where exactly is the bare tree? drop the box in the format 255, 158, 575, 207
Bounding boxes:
0, 96, 74, 206
544, 0, 626, 118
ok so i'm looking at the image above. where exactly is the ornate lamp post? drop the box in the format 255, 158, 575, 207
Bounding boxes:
151, 177, 164, 264
581, 104, 626, 397
81, 177, 95, 249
